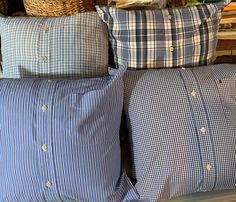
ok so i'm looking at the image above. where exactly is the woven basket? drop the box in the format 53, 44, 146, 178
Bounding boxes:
0, 0, 8, 15
23, 0, 95, 17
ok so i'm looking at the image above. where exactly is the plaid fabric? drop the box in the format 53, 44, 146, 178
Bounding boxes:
123, 64, 236, 201
0, 12, 109, 79
0, 67, 140, 201
96, 3, 224, 69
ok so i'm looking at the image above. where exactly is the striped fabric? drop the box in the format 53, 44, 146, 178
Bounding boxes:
0, 12, 109, 79
0, 68, 139, 201
123, 64, 236, 201
96, 2, 224, 69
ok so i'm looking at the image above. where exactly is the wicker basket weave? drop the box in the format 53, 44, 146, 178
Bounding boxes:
0, 0, 8, 15
23, 0, 95, 16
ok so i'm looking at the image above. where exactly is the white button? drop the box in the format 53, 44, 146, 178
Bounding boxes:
169, 46, 174, 52
191, 90, 197, 97
200, 127, 206, 135
167, 15, 172, 20
42, 104, 48, 112
207, 16, 211, 21
46, 180, 51, 188
42, 56, 47, 62
41, 144, 47, 152
206, 164, 212, 171
181, 67, 186, 70
43, 26, 49, 32
48, 80, 52, 83
202, 189, 207, 192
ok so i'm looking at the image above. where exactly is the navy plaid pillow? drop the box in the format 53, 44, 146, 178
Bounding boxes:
96, 2, 225, 69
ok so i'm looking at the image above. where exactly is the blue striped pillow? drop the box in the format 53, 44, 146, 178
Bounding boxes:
0, 12, 109, 79
123, 64, 236, 201
96, 2, 225, 69
0, 68, 139, 201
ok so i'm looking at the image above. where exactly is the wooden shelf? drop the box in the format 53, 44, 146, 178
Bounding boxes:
217, 39, 236, 51
218, 31, 236, 40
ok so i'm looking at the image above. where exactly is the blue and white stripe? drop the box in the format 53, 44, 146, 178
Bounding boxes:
0, 68, 139, 201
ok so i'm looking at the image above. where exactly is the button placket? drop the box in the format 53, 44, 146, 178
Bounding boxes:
39, 23, 49, 67
37, 81, 57, 198
181, 69, 216, 191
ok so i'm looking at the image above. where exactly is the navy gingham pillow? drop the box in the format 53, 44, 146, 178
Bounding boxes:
0, 12, 109, 79
123, 64, 236, 201
96, 3, 224, 69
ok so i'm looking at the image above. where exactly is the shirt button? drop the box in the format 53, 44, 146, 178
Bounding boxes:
206, 164, 212, 172
43, 26, 49, 32
191, 90, 197, 97
41, 144, 47, 152
41, 104, 48, 112
200, 127, 206, 135
167, 14, 172, 20
48, 80, 52, 83
202, 189, 207, 192
181, 67, 186, 70
169, 46, 174, 52
42, 56, 47, 62
46, 180, 52, 188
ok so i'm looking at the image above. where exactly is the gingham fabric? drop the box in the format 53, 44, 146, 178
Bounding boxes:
123, 64, 236, 201
169, 189, 236, 202
96, 2, 224, 69
0, 68, 140, 201
0, 12, 109, 79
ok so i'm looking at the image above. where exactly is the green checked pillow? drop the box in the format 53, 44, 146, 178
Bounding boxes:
0, 12, 109, 79
96, 2, 224, 69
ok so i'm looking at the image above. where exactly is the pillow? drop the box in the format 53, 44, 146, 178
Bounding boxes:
123, 64, 236, 201
0, 67, 139, 201
96, 3, 224, 69
0, 12, 109, 78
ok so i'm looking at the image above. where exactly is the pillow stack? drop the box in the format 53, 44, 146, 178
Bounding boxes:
0, 6, 139, 202
95, 1, 236, 201
1, 0, 236, 202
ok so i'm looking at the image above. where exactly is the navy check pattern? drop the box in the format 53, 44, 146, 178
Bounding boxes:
0, 12, 109, 79
0, 68, 139, 201
123, 64, 236, 201
97, 3, 224, 69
